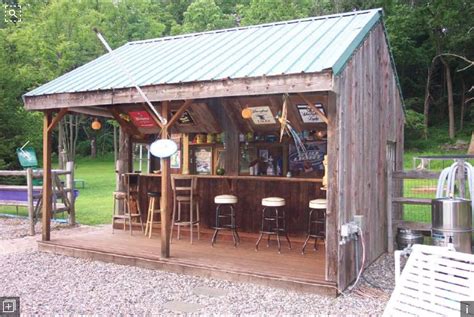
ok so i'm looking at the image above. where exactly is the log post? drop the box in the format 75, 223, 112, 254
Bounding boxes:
182, 134, 190, 174
66, 161, 75, 225
160, 101, 171, 258
42, 111, 53, 241
26, 168, 35, 236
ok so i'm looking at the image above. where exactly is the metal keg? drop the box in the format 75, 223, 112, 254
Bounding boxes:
431, 198, 472, 254
396, 228, 424, 250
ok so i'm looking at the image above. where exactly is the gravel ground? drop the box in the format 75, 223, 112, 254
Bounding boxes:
0, 216, 70, 240
0, 217, 395, 315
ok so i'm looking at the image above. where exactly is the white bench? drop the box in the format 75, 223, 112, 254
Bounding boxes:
384, 244, 474, 316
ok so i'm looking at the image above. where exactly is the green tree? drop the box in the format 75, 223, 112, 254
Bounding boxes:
176, 0, 235, 34
239, 0, 312, 25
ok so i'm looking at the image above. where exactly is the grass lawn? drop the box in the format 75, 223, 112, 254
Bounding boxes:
0, 157, 115, 225
72, 157, 115, 225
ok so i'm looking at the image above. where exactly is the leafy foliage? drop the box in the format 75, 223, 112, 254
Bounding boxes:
0, 0, 472, 169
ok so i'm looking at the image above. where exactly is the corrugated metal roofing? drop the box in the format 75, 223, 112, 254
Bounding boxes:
25, 8, 382, 97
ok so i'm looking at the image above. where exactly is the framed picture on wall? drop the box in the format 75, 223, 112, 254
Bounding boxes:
170, 150, 181, 169
258, 149, 269, 161
193, 147, 212, 175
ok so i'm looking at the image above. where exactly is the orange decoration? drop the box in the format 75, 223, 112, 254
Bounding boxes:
241, 108, 252, 119
91, 119, 102, 130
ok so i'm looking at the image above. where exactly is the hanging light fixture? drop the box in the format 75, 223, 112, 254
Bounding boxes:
91, 118, 102, 130
241, 107, 252, 119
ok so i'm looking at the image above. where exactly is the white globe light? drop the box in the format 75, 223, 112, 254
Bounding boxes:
149, 139, 178, 158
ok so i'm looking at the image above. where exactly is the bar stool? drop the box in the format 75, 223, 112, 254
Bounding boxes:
255, 197, 291, 253
211, 194, 240, 247
144, 191, 161, 238
112, 191, 143, 235
171, 175, 200, 244
302, 199, 327, 254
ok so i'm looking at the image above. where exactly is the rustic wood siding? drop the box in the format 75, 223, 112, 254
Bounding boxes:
332, 23, 404, 289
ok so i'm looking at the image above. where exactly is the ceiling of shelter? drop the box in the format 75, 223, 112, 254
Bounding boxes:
98, 93, 328, 138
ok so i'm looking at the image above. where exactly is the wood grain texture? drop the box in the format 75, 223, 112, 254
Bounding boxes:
137, 174, 324, 235
24, 72, 333, 110
39, 228, 336, 295
42, 111, 52, 241
333, 23, 404, 290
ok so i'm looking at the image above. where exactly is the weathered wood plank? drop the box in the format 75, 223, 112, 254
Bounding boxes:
26, 168, 35, 236
42, 111, 53, 241
397, 221, 431, 231
333, 23, 405, 290
160, 101, 171, 258
393, 170, 440, 179
392, 197, 432, 205
24, 72, 333, 110
47, 108, 68, 132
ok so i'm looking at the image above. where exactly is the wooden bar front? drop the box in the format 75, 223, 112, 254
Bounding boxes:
136, 174, 324, 235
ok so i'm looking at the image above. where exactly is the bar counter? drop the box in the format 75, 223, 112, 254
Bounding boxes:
136, 174, 325, 234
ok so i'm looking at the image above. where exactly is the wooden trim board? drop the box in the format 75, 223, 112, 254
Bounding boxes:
24, 72, 333, 110
38, 241, 337, 296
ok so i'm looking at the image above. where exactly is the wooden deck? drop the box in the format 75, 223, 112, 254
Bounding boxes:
38, 226, 336, 296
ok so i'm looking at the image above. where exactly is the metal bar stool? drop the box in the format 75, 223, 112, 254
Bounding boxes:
170, 175, 200, 244
255, 197, 291, 253
302, 199, 326, 254
144, 191, 161, 238
211, 194, 240, 247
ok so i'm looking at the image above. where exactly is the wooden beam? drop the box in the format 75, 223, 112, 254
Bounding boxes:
47, 108, 68, 132
182, 134, 190, 174
109, 108, 145, 140
42, 111, 53, 241
166, 99, 193, 128
392, 170, 440, 179
298, 93, 328, 124
142, 104, 163, 129
160, 101, 171, 258
69, 106, 113, 118
24, 71, 333, 110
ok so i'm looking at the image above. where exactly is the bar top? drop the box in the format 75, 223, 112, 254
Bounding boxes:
139, 173, 322, 183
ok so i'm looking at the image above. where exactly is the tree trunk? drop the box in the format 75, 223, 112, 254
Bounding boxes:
58, 119, 65, 169
423, 65, 433, 138
440, 57, 455, 139
90, 136, 97, 158
460, 79, 465, 132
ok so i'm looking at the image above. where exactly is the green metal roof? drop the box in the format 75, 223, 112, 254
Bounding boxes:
25, 9, 384, 97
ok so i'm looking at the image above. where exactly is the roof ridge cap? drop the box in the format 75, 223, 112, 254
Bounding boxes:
128, 8, 381, 46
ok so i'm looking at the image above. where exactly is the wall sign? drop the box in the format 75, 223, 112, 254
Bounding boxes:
250, 106, 276, 125
170, 110, 194, 125
297, 104, 325, 123
129, 111, 157, 128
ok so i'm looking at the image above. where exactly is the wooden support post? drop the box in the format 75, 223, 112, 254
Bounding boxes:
182, 134, 190, 174
26, 168, 35, 236
42, 111, 53, 241
66, 161, 75, 225
160, 101, 171, 258
386, 143, 395, 253
325, 92, 338, 282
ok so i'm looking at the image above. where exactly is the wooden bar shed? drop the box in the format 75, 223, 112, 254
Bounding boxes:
23, 8, 404, 294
